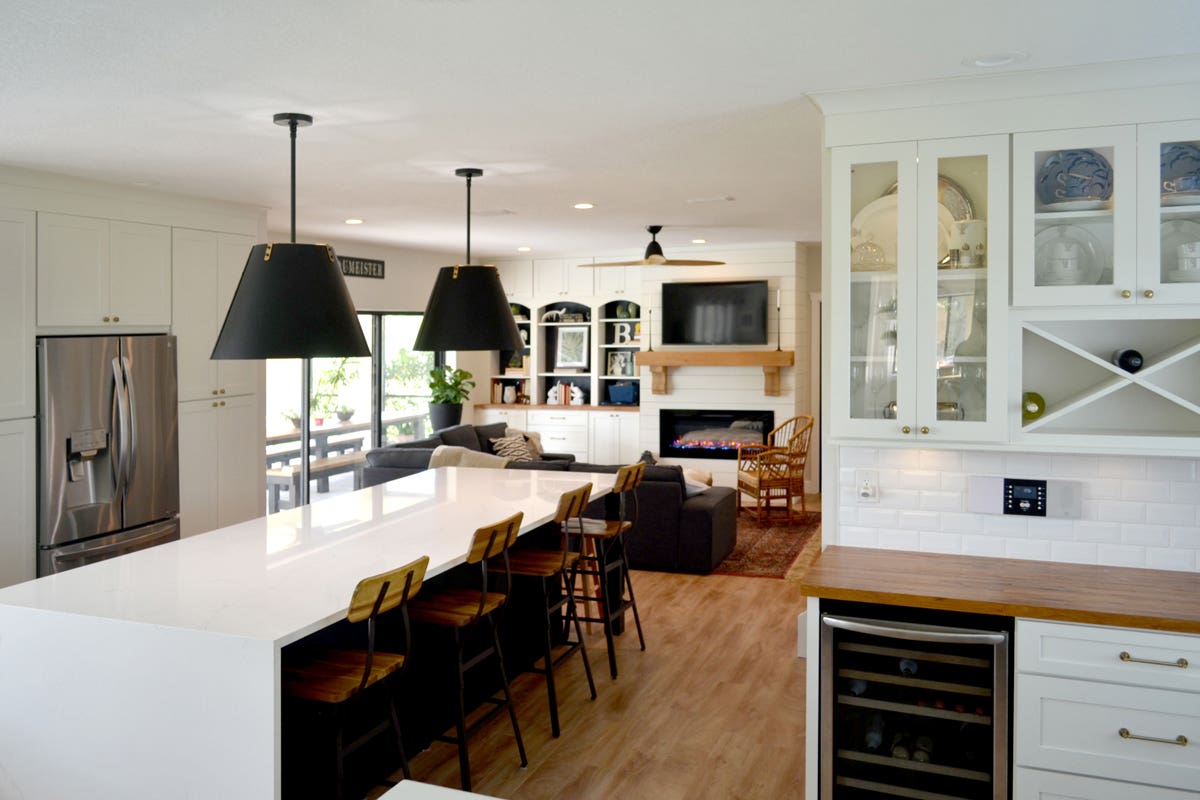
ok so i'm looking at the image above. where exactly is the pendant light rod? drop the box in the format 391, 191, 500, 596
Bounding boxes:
455, 167, 483, 264
274, 113, 312, 243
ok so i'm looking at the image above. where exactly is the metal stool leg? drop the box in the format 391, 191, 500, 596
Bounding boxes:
489, 616, 528, 767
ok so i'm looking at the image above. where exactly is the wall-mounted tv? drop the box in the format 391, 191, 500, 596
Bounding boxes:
661, 280, 768, 346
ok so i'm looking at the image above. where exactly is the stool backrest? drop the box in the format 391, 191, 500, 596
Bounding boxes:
466, 511, 524, 565
553, 482, 593, 526
612, 462, 645, 494
347, 555, 430, 624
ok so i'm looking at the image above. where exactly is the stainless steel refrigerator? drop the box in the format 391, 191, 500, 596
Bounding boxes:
37, 335, 180, 575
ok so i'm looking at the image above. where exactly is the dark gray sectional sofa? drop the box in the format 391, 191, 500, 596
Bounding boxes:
362, 422, 737, 572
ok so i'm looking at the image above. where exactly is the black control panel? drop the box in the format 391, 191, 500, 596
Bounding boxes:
1003, 478, 1046, 516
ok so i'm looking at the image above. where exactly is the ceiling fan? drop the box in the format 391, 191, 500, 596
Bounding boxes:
586, 225, 725, 267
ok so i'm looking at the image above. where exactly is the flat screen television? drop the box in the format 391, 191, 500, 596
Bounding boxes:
661, 280, 768, 345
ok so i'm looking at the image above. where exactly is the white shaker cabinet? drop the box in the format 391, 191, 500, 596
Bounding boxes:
0, 207, 35, 422
0, 418, 35, 588
172, 228, 259, 402
1136, 119, 1200, 305
495, 259, 534, 299
595, 264, 637, 296
534, 257, 594, 298
588, 410, 639, 465
476, 407, 528, 430
37, 213, 171, 328
178, 394, 263, 537
527, 408, 590, 462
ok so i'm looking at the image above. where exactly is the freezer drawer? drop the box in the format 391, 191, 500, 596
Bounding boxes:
39, 518, 179, 575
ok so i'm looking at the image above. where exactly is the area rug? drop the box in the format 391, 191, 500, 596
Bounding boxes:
711, 512, 821, 579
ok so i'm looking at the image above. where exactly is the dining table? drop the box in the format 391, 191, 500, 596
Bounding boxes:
0, 466, 617, 799
265, 412, 429, 466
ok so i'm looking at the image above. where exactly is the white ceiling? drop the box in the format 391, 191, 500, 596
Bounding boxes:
2, 1, 1197, 259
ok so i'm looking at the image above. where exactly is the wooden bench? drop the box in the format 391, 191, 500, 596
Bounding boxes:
267, 451, 367, 512
265, 437, 365, 469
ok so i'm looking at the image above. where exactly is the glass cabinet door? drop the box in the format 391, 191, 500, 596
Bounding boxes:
915, 136, 1008, 443
1012, 126, 1137, 307
830, 142, 917, 439
1137, 119, 1200, 304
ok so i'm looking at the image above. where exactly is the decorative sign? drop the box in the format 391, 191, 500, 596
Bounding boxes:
339, 256, 385, 279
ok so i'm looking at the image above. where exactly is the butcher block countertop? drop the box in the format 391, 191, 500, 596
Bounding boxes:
800, 545, 1200, 635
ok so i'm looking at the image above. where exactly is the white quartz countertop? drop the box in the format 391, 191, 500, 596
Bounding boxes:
0, 467, 615, 646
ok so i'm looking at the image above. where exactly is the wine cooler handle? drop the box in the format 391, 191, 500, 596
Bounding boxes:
821, 614, 1008, 645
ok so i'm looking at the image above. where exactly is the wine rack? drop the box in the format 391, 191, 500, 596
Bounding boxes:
821, 609, 1010, 799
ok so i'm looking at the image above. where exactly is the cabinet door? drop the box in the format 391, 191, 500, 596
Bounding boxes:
830, 141, 917, 439
566, 257, 595, 297
171, 229, 220, 402
108, 221, 171, 325
177, 399, 219, 537
495, 260, 533, 298
588, 411, 639, 465
1012, 126, 1137, 307
915, 135, 1009, 443
533, 258, 568, 297
216, 393, 263, 528
0, 418, 35, 589
1137, 119, 1200, 305
215, 233, 258, 397
0, 208, 35, 421
595, 264, 628, 295
1015, 767, 1197, 800
37, 213, 109, 327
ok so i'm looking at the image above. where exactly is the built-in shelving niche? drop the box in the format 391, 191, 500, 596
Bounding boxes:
1020, 319, 1200, 443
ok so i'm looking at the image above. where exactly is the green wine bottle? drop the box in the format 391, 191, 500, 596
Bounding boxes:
1022, 391, 1045, 421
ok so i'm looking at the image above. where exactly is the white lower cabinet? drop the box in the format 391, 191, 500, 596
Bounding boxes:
178, 394, 263, 537
527, 408, 589, 462
588, 410, 639, 465
1015, 767, 1197, 799
476, 407, 528, 431
1015, 619, 1200, 795
0, 418, 35, 589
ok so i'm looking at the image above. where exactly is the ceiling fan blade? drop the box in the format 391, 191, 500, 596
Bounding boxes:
585, 260, 643, 267
662, 259, 726, 266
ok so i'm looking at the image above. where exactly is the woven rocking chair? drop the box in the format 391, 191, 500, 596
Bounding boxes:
735, 414, 814, 525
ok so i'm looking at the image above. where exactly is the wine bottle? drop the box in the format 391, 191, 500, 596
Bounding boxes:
912, 735, 934, 763
863, 712, 884, 752
848, 678, 869, 697
1111, 349, 1144, 373
890, 729, 912, 760
898, 658, 918, 677
1021, 391, 1045, 422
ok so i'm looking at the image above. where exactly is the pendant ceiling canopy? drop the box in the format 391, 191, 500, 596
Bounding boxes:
585, 225, 726, 267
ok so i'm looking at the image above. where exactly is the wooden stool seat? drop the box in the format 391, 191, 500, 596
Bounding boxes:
505, 548, 581, 578
284, 650, 406, 704
410, 591, 507, 627
577, 517, 632, 539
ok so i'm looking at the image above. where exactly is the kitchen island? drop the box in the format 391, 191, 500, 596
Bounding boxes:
0, 467, 615, 800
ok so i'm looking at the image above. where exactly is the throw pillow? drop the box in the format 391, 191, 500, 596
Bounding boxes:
504, 427, 544, 456
490, 434, 537, 462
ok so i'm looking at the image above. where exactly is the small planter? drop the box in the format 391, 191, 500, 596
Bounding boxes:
313, 416, 325, 427
336, 410, 354, 423
428, 402, 462, 432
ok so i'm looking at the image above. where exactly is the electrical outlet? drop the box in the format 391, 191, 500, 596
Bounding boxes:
855, 469, 879, 503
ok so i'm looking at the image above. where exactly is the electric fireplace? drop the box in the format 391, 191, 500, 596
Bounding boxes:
659, 409, 775, 460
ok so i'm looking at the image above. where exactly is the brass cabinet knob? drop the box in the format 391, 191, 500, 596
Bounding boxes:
211, 401, 218, 407
1144, 289, 1155, 299
103, 316, 111, 322
219, 389, 226, 394
920, 426, 930, 435
901, 426, 912, 434
1121, 289, 1132, 298
113, 315, 120, 322
219, 401, 225, 407
211, 390, 218, 396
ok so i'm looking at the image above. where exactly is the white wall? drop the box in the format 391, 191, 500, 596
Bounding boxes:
832, 446, 1200, 572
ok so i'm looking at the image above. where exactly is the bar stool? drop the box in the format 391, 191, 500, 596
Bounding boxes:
500, 482, 598, 737
282, 554, 429, 800
569, 462, 647, 679
408, 511, 528, 792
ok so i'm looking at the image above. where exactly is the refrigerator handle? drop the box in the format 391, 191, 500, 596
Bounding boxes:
121, 355, 138, 485
111, 356, 131, 500
821, 614, 1008, 645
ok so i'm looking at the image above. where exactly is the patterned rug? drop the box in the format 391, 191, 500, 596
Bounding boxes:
712, 511, 821, 579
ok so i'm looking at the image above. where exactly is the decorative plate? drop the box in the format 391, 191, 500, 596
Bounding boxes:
1166, 269, 1200, 283
851, 195, 954, 268
1161, 142, 1200, 186
1033, 225, 1105, 286
1160, 218, 1200, 277
1036, 149, 1113, 208
885, 175, 975, 221
1162, 190, 1200, 207
1037, 199, 1112, 213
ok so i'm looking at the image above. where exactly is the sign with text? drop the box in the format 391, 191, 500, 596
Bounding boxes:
339, 256, 385, 280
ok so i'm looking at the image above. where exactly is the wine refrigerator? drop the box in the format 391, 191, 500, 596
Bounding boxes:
820, 604, 1011, 799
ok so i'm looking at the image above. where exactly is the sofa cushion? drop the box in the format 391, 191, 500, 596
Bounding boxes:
391, 433, 444, 450
489, 434, 537, 462
436, 424, 483, 451
506, 459, 570, 471
473, 421, 510, 453
365, 447, 434, 469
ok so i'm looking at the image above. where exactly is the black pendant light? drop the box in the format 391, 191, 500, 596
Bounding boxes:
211, 113, 370, 359
413, 168, 523, 352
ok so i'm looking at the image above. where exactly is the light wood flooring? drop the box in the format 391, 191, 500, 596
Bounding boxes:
370, 505, 820, 799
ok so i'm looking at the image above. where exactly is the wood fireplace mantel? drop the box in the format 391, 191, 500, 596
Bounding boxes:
634, 350, 795, 396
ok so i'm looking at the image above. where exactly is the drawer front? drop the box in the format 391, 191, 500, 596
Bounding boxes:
1016, 767, 1198, 799
478, 408, 528, 430
1017, 619, 1199, 693
1016, 674, 1200, 791
535, 428, 588, 460
527, 409, 588, 430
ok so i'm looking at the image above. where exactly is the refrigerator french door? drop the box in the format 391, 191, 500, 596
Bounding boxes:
37, 335, 180, 575
821, 607, 1010, 799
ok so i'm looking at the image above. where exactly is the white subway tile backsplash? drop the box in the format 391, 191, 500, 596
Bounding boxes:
1098, 456, 1147, 479
836, 446, 1200, 571
1147, 458, 1197, 482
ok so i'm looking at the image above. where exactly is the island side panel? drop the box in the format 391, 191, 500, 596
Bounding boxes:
0, 605, 278, 799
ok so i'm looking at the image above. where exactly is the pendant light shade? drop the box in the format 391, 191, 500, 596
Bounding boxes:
413, 168, 522, 352
211, 112, 369, 359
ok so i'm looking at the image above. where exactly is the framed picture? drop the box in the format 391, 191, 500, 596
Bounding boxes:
607, 350, 633, 376
554, 326, 589, 368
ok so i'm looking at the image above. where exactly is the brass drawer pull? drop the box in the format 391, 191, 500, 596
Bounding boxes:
1120, 650, 1188, 669
1119, 728, 1188, 746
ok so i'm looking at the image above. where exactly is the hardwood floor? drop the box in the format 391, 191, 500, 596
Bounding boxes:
372, 513, 820, 799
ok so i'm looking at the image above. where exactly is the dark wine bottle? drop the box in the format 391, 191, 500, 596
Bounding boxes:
1021, 391, 1045, 422
912, 735, 933, 763
898, 657, 918, 677
863, 712, 884, 752
890, 729, 912, 760
1111, 349, 1144, 373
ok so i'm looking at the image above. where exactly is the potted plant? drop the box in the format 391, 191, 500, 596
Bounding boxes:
282, 410, 302, 430
427, 366, 475, 431
335, 405, 355, 423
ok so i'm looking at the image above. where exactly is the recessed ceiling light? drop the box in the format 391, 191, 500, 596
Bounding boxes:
691, 238, 707, 244
962, 50, 1028, 68
573, 202, 594, 210
344, 218, 364, 225
517, 246, 532, 252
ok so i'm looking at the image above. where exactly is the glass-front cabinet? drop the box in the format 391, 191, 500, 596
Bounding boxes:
830, 136, 1008, 443
1138, 119, 1200, 305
